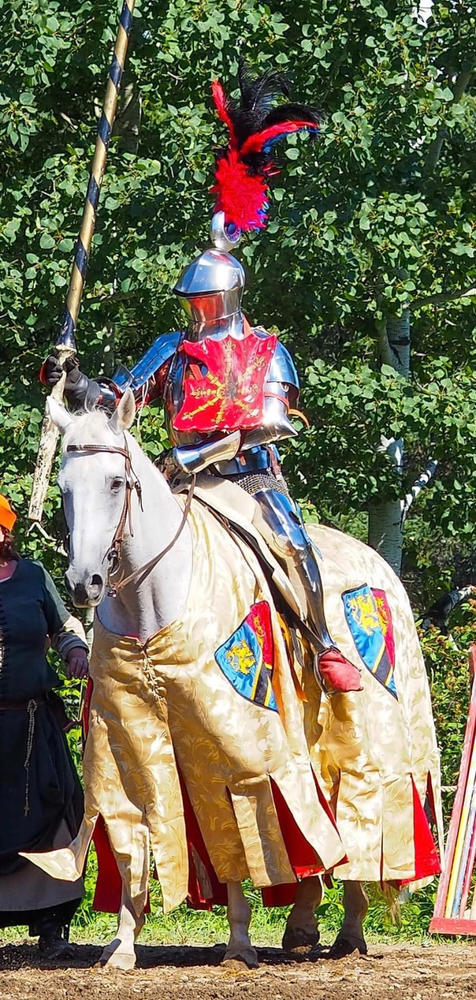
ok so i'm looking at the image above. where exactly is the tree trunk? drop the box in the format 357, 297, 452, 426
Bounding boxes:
366, 53, 473, 575
368, 310, 410, 575
368, 499, 403, 576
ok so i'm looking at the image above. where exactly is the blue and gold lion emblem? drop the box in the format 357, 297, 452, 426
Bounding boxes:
215, 601, 278, 711
342, 585, 397, 699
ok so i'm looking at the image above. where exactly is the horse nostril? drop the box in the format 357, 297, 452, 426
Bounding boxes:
72, 582, 89, 606
91, 574, 103, 590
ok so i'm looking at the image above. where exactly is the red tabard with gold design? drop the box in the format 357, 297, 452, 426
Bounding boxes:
172, 331, 277, 433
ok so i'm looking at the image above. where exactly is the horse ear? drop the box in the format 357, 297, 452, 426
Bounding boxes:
109, 389, 136, 433
47, 397, 73, 434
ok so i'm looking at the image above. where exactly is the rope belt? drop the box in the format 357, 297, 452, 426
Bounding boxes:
24, 699, 38, 816
0, 698, 45, 815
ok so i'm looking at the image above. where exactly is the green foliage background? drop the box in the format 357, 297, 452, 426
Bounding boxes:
0, 0, 475, 940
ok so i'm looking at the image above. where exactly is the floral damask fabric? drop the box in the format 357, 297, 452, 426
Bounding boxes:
24, 482, 442, 906
24, 499, 344, 915
302, 523, 443, 885
187, 476, 442, 887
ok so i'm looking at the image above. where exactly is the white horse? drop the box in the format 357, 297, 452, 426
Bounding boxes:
36, 391, 441, 970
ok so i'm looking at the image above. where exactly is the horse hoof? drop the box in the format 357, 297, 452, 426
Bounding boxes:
97, 949, 136, 972
328, 934, 367, 959
282, 926, 320, 955
222, 950, 259, 971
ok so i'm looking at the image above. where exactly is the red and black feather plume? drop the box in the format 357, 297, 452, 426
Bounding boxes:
211, 57, 323, 233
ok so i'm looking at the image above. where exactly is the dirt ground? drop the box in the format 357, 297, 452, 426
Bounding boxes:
0, 940, 475, 1000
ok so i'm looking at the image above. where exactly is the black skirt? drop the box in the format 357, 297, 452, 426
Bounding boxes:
0, 697, 84, 929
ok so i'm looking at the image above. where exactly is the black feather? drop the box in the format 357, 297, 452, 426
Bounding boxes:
238, 56, 290, 110
227, 57, 323, 150
261, 103, 324, 129
227, 57, 290, 146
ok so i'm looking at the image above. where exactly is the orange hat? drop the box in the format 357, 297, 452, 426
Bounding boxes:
0, 494, 17, 532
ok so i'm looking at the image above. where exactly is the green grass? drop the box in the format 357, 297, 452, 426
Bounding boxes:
0, 874, 444, 949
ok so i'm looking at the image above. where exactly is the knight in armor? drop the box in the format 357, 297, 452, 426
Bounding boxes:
42, 59, 360, 690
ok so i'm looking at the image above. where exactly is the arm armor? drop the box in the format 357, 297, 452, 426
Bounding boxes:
111, 331, 182, 396
59, 332, 183, 413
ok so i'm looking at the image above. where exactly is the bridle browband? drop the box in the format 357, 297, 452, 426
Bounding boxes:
65, 440, 194, 596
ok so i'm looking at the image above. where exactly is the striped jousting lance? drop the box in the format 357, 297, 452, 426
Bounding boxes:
29, 0, 136, 523
445, 731, 476, 918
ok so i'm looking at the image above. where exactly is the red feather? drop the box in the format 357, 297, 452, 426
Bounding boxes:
241, 119, 319, 156
211, 80, 236, 143
211, 149, 271, 230
210, 67, 321, 233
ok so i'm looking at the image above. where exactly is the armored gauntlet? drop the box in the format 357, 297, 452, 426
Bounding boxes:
40, 355, 111, 412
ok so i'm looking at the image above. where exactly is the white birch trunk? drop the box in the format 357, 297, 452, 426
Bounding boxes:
368, 310, 410, 576
366, 17, 470, 577
367, 497, 404, 576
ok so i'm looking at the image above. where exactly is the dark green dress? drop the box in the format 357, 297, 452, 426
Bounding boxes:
0, 559, 84, 931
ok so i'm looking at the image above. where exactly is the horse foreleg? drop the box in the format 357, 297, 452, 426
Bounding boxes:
282, 875, 322, 954
329, 880, 368, 958
223, 881, 258, 969
98, 885, 145, 971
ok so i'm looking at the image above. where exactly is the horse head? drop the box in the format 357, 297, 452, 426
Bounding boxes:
49, 390, 137, 607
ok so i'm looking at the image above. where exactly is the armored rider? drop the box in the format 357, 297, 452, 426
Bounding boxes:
43, 60, 359, 689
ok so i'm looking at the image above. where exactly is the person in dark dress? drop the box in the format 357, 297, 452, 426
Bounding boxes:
0, 493, 89, 957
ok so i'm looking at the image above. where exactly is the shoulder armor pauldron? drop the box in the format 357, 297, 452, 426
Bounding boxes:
112, 331, 183, 393
267, 340, 299, 391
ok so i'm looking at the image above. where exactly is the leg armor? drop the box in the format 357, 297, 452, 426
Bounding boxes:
253, 489, 334, 649
254, 489, 362, 693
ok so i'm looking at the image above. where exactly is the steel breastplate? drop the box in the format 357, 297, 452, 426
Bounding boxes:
164, 326, 299, 450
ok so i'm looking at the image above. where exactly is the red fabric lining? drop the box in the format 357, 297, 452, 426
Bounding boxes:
393, 776, 441, 889
409, 776, 441, 879
312, 770, 346, 840
261, 882, 299, 907
82, 683, 346, 913
261, 777, 345, 907
270, 779, 325, 877
92, 815, 143, 913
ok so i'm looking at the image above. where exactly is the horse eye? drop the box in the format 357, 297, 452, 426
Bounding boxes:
110, 477, 124, 492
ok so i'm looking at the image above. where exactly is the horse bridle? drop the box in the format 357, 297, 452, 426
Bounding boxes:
65, 439, 194, 596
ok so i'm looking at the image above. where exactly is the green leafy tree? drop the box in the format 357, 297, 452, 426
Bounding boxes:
269, 0, 476, 576
1, 0, 475, 939
0, 0, 474, 590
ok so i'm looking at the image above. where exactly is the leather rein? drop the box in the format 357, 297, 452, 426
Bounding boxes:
65, 441, 195, 596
